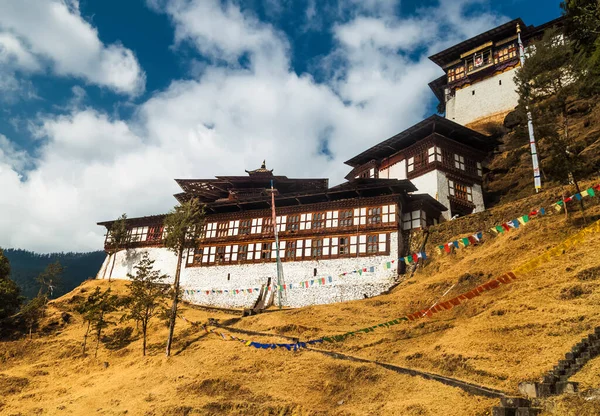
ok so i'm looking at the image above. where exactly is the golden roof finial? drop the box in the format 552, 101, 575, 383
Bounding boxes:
261, 160, 266, 169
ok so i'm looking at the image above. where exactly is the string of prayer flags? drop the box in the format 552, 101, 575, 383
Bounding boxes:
551, 184, 599, 212
439, 232, 483, 254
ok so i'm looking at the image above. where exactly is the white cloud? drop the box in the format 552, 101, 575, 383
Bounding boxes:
0, 0, 145, 96
0, 0, 508, 252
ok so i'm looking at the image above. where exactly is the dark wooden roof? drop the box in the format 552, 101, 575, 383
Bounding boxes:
429, 19, 525, 68
97, 214, 166, 229
428, 75, 446, 108
344, 115, 489, 168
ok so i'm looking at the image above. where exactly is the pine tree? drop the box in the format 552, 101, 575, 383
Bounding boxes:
162, 198, 205, 357
0, 248, 23, 330
514, 28, 591, 208
36, 261, 64, 300
123, 252, 169, 356
76, 287, 104, 355
89, 288, 120, 358
20, 295, 47, 340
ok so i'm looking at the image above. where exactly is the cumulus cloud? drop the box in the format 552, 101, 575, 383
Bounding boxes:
0, 0, 507, 252
0, 0, 145, 96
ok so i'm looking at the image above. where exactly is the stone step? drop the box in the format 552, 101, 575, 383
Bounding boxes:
516, 407, 542, 416
493, 407, 517, 416
501, 397, 531, 408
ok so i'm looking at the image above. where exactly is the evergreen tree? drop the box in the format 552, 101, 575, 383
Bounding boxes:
561, 0, 600, 95
162, 198, 205, 357
514, 28, 590, 205
76, 287, 104, 355
20, 295, 47, 340
0, 248, 22, 327
123, 252, 169, 356
88, 287, 120, 358
36, 261, 64, 300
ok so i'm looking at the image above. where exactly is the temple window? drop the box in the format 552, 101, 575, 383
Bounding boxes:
276, 216, 286, 232
477, 162, 483, 176
311, 239, 323, 257
428, 146, 443, 163
239, 219, 252, 235
186, 248, 194, 265
238, 244, 249, 261
206, 222, 217, 238
271, 241, 285, 259
449, 180, 473, 202
338, 237, 349, 255
403, 210, 426, 230
287, 215, 300, 232
407, 157, 414, 172
129, 227, 148, 242
367, 235, 378, 253
339, 210, 353, 227
454, 154, 465, 170
367, 207, 382, 224
325, 211, 338, 228
263, 217, 274, 235
285, 241, 296, 260
147, 225, 163, 242
358, 235, 367, 253
216, 222, 228, 237
299, 214, 312, 230
382, 204, 396, 223
354, 208, 367, 225
227, 220, 239, 236
312, 212, 326, 229
251, 218, 263, 234
215, 246, 226, 263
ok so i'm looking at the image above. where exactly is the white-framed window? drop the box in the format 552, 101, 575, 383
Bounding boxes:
449, 180, 473, 202
378, 233, 387, 252
129, 226, 148, 242
382, 204, 396, 223
276, 215, 286, 232
325, 211, 339, 228
251, 218, 262, 234
358, 235, 367, 253
271, 241, 285, 259
428, 146, 443, 163
477, 162, 482, 177
407, 157, 415, 172
454, 154, 465, 170
228, 220, 239, 236
353, 208, 367, 225
402, 210, 426, 230
299, 214, 312, 230
205, 222, 217, 238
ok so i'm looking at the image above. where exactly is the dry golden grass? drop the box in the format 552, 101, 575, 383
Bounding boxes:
2, 183, 600, 415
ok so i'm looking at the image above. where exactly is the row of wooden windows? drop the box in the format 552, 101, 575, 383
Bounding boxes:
449, 180, 473, 202
201, 205, 397, 239
446, 42, 518, 83
108, 225, 165, 244
187, 233, 390, 266
407, 147, 481, 177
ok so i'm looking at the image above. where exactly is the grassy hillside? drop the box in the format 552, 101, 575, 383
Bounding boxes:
1, 179, 600, 415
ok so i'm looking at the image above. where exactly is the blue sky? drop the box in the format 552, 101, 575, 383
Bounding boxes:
0, 0, 562, 252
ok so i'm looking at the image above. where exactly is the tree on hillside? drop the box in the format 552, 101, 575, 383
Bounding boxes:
162, 198, 205, 357
36, 261, 64, 301
562, 0, 600, 95
76, 287, 105, 355
514, 28, 591, 209
90, 288, 120, 357
0, 248, 22, 328
104, 214, 129, 281
123, 252, 170, 356
20, 295, 47, 340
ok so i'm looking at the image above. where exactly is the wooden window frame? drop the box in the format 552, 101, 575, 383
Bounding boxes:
449, 180, 473, 202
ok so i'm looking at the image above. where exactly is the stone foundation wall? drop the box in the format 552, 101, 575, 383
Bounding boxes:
97, 232, 400, 309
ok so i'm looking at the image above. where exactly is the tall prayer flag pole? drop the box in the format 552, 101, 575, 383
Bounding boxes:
270, 180, 285, 309
517, 23, 542, 193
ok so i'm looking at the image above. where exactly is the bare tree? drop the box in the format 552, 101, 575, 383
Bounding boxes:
162, 198, 205, 357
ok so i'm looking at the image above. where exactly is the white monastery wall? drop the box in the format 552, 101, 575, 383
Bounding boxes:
409, 170, 439, 201
446, 68, 519, 126
435, 170, 452, 220
379, 160, 406, 180
472, 183, 485, 214
97, 232, 400, 309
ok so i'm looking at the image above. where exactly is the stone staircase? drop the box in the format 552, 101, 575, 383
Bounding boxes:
492, 327, 600, 415
519, 326, 600, 398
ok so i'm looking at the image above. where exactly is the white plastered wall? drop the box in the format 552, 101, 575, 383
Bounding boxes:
445, 68, 519, 126
97, 232, 400, 309
379, 160, 406, 180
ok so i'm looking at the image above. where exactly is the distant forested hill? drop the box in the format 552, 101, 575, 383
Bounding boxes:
3, 249, 105, 300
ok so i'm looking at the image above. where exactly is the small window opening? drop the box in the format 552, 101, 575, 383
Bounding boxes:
499, 79, 502, 86
472, 90, 475, 95
313, 268, 317, 277
227, 273, 230, 281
